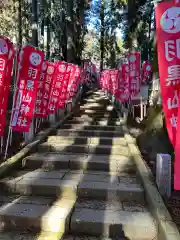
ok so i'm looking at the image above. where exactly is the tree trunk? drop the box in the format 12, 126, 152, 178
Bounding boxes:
100, 0, 105, 71
127, 0, 137, 50
61, 1, 67, 61
44, 0, 51, 59
18, 0, 22, 46
40, 0, 45, 50
32, 0, 38, 47
66, 0, 76, 63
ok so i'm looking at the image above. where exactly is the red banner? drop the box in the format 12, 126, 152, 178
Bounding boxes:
67, 65, 80, 99
58, 63, 72, 107
115, 63, 130, 102
128, 52, 141, 97
104, 70, 110, 91
47, 62, 68, 113
0, 37, 10, 95
34, 61, 48, 118
155, 1, 180, 146
141, 61, 152, 84
109, 70, 118, 95
0, 37, 15, 136
11, 46, 44, 132
155, 1, 180, 190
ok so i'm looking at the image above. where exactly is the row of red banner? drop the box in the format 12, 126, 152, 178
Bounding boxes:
99, 56, 152, 102
0, 38, 90, 136
98, 0, 180, 190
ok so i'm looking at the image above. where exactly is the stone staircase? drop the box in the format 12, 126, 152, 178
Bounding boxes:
0, 90, 157, 239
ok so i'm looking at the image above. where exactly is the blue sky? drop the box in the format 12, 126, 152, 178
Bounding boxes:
87, 0, 122, 38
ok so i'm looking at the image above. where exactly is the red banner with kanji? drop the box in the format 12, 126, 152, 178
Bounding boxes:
58, 63, 72, 108
115, 63, 130, 102
67, 65, 80, 100
102, 70, 109, 92
0, 37, 15, 136
155, 1, 180, 146
128, 52, 141, 97
155, 1, 180, 189
11, 45, 44, 132
34, 61, 48, 118
109, 70, 118, 95
141, 60, 152, 84
48, 62, 68, 113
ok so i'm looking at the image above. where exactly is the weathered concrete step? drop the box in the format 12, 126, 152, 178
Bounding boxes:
37, 143, 130, 156
78, 111, 118, 117
55, 129, 124, 137
10, 169, 139, 184
62, 235, 127, 240
47, 136, 90, 145
66, 119, 122, 126
0, 232, 128, 240
74, 198, 147, 211
72, 113, 119, 119
70, 207, 157, 239
60, 124, 123, 132
0, 195, 76, 235
0, 231, 65, 240
67, 116, 120, 122
0, 170, 144, 202
78, 109, 115, 115
23, 153, 135, 173
47, 136, 127, 146
80, 104, 113, 108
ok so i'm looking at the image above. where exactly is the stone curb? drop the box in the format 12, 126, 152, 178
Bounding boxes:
0, 112, 73, 179
114, 104, 180, 240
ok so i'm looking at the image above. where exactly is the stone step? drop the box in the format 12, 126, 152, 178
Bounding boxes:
23, 153, 135, 173
60, 124, 123, 132
72, 113, 119, 119
79, 105, 114, 109
66, 119, 122, 126
70, 200, 157, 239
67, 116, 120, 122
0, 232, 128, 240
47, 136, 127, 146
62, 235, 127, 240
37, 143, 130, 156
78, 111, 118, 117
0, 195, 76, 235
55, 129, 124, 138
0, 170, 144, 202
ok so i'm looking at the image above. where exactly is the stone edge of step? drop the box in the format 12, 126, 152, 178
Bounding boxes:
115, 111, 180, 239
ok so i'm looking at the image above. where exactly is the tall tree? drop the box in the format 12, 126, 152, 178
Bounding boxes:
32, 0, 38, 47
100, 0, 105, 71
18, 0, 22, 45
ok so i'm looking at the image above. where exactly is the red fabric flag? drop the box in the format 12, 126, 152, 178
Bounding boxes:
155, 1, 180, 146
109, 69, 118, 95
67, 65, 80, 99
0, 37, 15, 136
141, 61, 152, 84
155, 1, 180, 189
58, 63, 72, 108
47, 62, 67, 113
128, 52, 141, 97
115, 64, 130, 102
11, 45, 44, 132
34, 61, 49, 118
